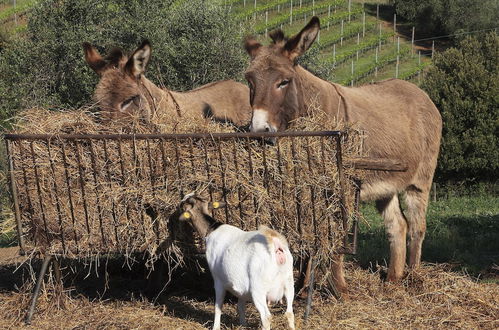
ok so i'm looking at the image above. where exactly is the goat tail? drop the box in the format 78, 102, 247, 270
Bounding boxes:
272, 237, 287, 265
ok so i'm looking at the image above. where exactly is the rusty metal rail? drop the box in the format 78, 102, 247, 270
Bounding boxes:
4, 130, 362, 323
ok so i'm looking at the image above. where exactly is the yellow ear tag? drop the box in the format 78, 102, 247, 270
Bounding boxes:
182, 212, 191, 219
212, 202, 220, 209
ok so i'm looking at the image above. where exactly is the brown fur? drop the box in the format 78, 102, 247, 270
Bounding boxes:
83, 41, 251, 126
244, 17, 442, 290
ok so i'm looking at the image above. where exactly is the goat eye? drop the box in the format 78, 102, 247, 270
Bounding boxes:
278, 79, 290, 89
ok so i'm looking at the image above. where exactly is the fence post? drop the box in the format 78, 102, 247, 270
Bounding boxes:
432, 41, 435, 59
333, 44, 336, 64
290, 0, 293, 25
411, 26, 415, 57
341, 20, 344, 46
375, 47, 378, 77
357, 33, 360, 60
432, 183, 437, 202
393, 13, 396, 42
348, 0, 352, 21
395, 55, 399, 78
351, 60, 354, 86
362, 12, 366, 37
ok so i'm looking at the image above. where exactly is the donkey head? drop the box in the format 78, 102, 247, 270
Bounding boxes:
244, 17, 320, 133
83, 40, 153, 120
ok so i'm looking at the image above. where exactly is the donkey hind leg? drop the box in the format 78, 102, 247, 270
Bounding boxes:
376, 194, 408, 281
331, 253, 347, 293
404, 187, 430, 268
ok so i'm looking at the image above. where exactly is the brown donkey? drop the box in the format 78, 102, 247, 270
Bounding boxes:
83, 40, 251, 126
244, 17, 442, 291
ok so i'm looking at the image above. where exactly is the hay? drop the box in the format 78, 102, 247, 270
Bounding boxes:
7, 106, 362, 274
0, 263, 497, 329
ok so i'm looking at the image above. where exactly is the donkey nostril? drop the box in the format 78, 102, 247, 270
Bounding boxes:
264, 126, 270, 132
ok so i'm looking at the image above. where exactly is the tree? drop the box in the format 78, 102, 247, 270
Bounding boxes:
393, 0, 499, 36
422, 32, 498, 182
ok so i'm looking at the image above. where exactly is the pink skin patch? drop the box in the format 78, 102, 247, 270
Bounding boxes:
273, 237, 286, 265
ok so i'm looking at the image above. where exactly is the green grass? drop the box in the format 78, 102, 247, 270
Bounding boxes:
354, 194, 499, 278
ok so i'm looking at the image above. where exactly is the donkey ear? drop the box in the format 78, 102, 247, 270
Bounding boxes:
83, 42, 107, 75
124, 40, 151, 79
284, 16, 320, 61
244, 36, 262, 60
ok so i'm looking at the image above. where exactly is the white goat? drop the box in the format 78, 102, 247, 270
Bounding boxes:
178, 193, 295, 330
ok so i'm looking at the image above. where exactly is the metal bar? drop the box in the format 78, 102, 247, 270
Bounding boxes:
4, 130, 343, 141
146, 139, 156, 199
159, 139, 169, 189
203, 142, 213, 201
245, 138, 258, 226
25, 254, 52, 324
46, 142, 66, 252
276, 141, 287, 232
5, 139, 26, 253
30, 142, 51, 246
231, 140, 244, 228
290, 138, 302, 235
305, 138, 318, 246
103, 139, 120, 248
117, 139, 131, 226
74, 141, 91, 235
61, 143, 79, 254
303, 254, 317, 323
334, 135, 349, 251
260, 139, 275, 227
173, 138, 183, 198
216, 139, 230, 222
88, 140, 106, 248
132, 138, 147, 236
18, 142, 36, 248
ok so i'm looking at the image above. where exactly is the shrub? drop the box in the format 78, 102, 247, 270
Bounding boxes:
0, 0, 249, 126
422, 32, 498, 182
393, 0, 499, 36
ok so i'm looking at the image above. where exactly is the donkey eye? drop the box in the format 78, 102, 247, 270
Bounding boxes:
121, 95, 139, 111
278, 79, 290, 89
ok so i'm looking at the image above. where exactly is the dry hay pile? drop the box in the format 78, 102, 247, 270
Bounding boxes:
7, 107, 362, 273
0, 263, 496, 329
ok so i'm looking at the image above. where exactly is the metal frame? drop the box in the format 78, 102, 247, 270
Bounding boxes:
4, 130, 361, 323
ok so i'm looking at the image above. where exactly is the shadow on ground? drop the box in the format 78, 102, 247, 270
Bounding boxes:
354, 213, 499, 279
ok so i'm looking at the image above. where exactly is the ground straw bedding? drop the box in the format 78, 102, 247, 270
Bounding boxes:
8, 107, 362, 275
0, 263, 497, 329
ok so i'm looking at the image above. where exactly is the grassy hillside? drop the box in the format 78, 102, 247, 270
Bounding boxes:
229, 0, 432, 85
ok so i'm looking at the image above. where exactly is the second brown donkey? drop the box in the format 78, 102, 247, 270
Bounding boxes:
83, 40, 251, 127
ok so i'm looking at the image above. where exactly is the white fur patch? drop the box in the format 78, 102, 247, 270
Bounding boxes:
181, 192, 196, 202
250, 109, 275, 132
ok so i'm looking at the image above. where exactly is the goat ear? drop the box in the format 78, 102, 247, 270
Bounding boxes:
179, 211, 192, 221
244, 36, 262, 60
83, 42, 107, 75
284, 16, 320, 61
124, 40, 151, 79
210, 201, 226, 209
